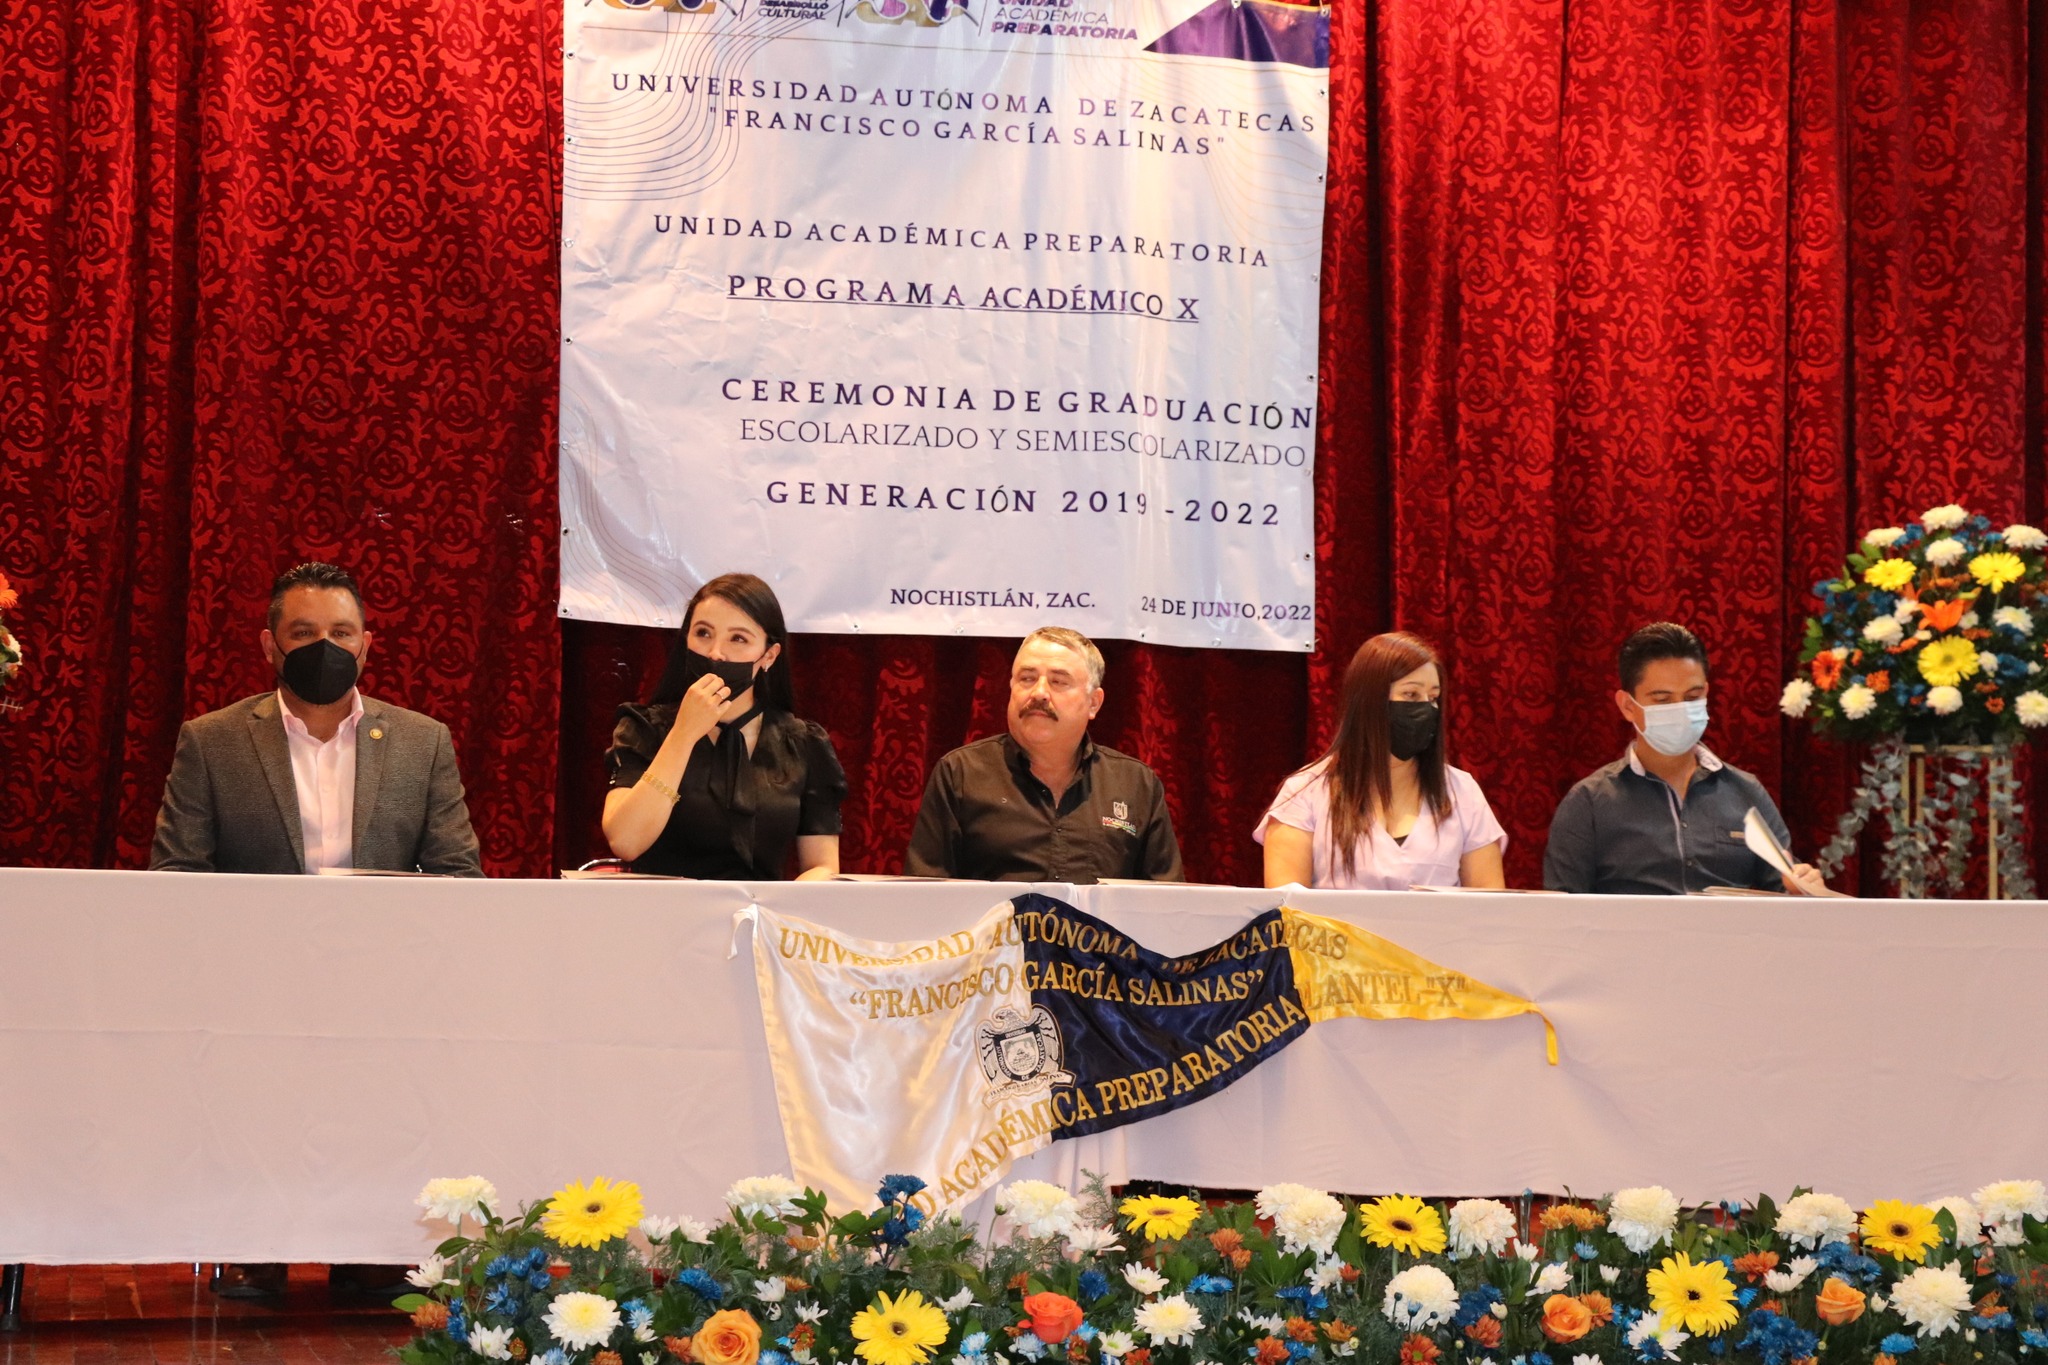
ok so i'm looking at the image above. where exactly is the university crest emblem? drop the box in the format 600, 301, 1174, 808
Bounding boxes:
975, 1004, 1074, 1106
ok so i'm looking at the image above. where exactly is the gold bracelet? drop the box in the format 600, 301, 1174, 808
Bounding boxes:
641, 774, 681, 806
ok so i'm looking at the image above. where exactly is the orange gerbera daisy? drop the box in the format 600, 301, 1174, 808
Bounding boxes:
1398, 1336, 1441, 1365
1867, 669, 1892, 692
1732, 1252, 1780, 1283
1811, 652, 1845, 689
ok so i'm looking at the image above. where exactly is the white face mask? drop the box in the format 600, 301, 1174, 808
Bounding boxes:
1635, 698, 1709, 756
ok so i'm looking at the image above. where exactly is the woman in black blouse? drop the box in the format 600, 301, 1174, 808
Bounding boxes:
602, 573, 846, 879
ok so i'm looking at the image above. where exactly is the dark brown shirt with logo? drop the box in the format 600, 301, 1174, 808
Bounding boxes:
903, 733, 1185, 883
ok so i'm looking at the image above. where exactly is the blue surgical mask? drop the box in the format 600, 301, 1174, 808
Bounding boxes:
1636, 699, 1709, 756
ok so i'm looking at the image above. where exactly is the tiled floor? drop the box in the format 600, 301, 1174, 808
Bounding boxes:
0, 1265, 412, 1365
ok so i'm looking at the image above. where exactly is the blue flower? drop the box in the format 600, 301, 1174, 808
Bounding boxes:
536, 1351, 568, 1365
961, 1334, 989, 1355
529, 1269, 554, 1291
2024, 1329, 2048, 1349
1453, 1285, 1503, 1329
522, 1248, 550, 1275
1574, 1241, 1598, 1261
486, 1255, 514, 1278
446, 1304, 469, 1344
1815, 1241, 1882, 1284
1274, 1287, 1326, 1314
1284, 1344, 1314, 1363
1973, 1312, 2014, 1331
1075, 1325, 1097, 1343
1735, 1310, 1817, 1365
876, 1174, 927, 1204
1079, 1271, 1110, 1302
1530, 1354, 1551, 1365
761, 1351, 792, 1365
627, 1304, 654, 1333
1736, 1288, 1757, 1307
1186, 1275, 1234, 1295
485, 1284, 520, 1316
1998, 1273, 2019, 1289
678, 1268, 725, 1302
1878, 1333, 1916, 1355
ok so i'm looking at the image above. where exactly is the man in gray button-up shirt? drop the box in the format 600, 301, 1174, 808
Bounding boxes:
1544, 622, 1826, 896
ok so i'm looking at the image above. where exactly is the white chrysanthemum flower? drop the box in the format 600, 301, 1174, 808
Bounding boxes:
1775, 1192, 1857, 1248
1930, 1197, 1983, 1245
1573, 1357, 1603, 1365
725, 1175, 805, 1219
642, 1354, 660, 1365
1780, 678, 1816, 717
547, 1292, 623, 1350
1308, 1259, 1348, 1292
1763, 1270, 1798, 1293
1533, 1263, 1571, 1294
997, 1180, 1082, 1239
1894, 597, 1923, 622
1598, 1265, 1620, 1284
639, 1216, 683, 1242
1446, 1198, 1517, 1259
1330, 1343, 1357, 1359
1980, 651, 2003, 675
1928, 684, 1964, 715
1974, 1180, 2048, 1226
755, 1277, 789, 1303
1097, 1333, 1134, 1359
1866, 527, 1906, 547
1994, 606, 2034, 634
416, 1176, 499, 1224
1123, 1264, 1168, 1296
1839, 684, 1878, 720
1254, 1183, 1347, 1256
1922, 504, 1969, 531
1963, 611, 1982, 629
1871, 1294, 1888, 1311
941, 1287, 975, 1312
1626, 1315, 1689, 1361
1238, 1311, 1285, 1334
1063, 1225, 1123, 1255
1607, 1186, 1679, 1254
1513, 1239, 1540, 1262
2003, 524, 2047, 550
469, 1326, 515, 1360
407, 1255, 456, 1289
1862, 616, 1905, 645
2018, 692, 2048, 727
1134, 1295, 1202, 1345
1925, 537, 1967, 567
1380, 1265, 1458, 1330
1892, 1264, 1973, 1337
796, 1303, 825, 1323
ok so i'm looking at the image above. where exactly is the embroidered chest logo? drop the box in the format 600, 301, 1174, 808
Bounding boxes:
975, 1004, 1075, 1106
1102, 798, 1138, 836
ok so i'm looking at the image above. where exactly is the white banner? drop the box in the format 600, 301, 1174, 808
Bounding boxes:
561, 0, 1329, 650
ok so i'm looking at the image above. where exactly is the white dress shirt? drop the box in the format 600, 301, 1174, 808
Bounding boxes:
278, 689, 364, 873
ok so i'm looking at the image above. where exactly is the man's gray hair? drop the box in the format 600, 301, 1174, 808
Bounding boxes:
1019, 626, 1105, 690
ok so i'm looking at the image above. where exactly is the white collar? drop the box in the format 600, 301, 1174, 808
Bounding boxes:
1624, 741, 1723, 777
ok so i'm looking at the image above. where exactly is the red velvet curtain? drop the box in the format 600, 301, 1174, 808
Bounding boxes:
3, 0, 2044, 887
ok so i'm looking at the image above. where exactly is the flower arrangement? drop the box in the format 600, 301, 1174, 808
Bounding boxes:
0, 572, 22, 696
394, 1174, 2048, 1365
1779, 505, 2048, 742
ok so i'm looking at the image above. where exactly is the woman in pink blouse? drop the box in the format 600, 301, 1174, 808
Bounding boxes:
1256, 632, 1507, 890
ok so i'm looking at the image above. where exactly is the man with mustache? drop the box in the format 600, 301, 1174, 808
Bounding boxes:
904, 626, 1183, 882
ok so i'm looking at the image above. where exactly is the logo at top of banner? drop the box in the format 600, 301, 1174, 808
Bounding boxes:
1144, 0, 1328, 69
601, 0, 731, 14
975, 1004, 1076, 1105
843, 0, 975, 27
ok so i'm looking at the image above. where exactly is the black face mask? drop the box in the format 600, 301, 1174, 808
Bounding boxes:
278, 638, 360, 706
672, 650, 760, 702
1387, 700, 1439, 761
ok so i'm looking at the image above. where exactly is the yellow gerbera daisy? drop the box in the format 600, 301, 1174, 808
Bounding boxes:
1865, 559, 1918, 592
1358, 1195, 1447, 1256
1860, 1199, 1941, 1263
1646, 1252, 1739, 1336
541, 1176, 646, 1248
1917, 637, 1981, 688
1118, 1194, 1203, 1241
1970, 552, 2028, 593
850, 1289, 950, 1365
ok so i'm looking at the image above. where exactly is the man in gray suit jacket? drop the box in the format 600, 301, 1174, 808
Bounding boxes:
150, 562, 482, 877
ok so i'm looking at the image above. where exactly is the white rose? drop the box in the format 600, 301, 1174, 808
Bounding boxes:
1838, 684, 1878, 720
1928, 685, 1964, 715
1862, 616, 1904, 645
2002, 523, 2047, 550
1994, 606, 2034, 635
1865, 526, 1906, 547
1925, 537, 1967, 566
1922, 504, 1969, 531
1780, 678, 1816, 716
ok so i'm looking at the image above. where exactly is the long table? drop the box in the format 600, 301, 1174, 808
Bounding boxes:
2, 867, 2041, 1263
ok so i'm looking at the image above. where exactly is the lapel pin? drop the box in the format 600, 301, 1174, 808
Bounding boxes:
370, 728, 384, 740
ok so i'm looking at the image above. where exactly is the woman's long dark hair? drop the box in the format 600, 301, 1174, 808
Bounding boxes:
650, 573, 798, 715
1321, 632, 1450, 880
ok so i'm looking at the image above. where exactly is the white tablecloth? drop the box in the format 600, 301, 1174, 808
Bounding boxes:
1, 867, 2041, 1263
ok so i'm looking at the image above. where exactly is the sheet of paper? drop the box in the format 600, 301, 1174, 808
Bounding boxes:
1742, 806, 1806, 892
